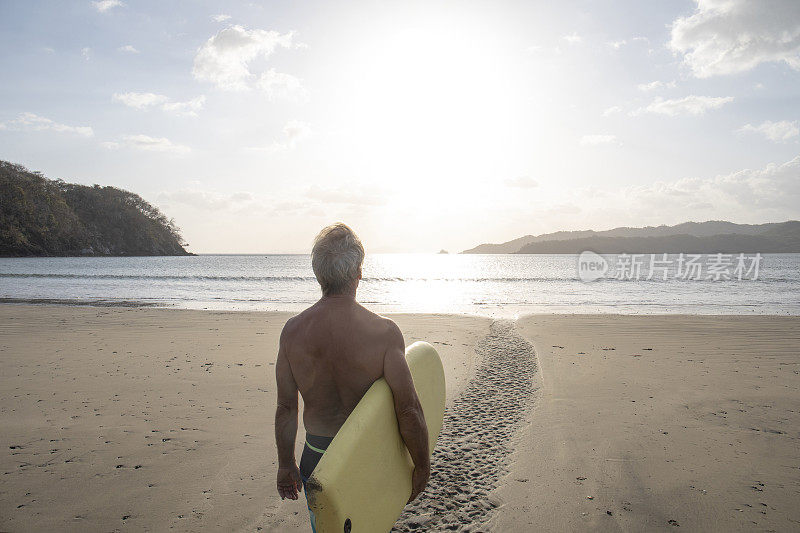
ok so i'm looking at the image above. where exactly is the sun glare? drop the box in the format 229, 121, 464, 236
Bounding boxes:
340, 16, 522, 188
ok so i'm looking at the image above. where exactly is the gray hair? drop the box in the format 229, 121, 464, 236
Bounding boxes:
311, 223, 365, 296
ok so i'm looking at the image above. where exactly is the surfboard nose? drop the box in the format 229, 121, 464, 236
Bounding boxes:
405, 341, 446, 452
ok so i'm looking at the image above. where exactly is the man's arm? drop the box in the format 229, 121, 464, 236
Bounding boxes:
383, 320, 430, 503
275, 327, 302, 500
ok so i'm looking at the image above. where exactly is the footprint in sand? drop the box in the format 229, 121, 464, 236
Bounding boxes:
394, 320, 538, 532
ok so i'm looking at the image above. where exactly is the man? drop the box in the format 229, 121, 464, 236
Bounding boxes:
274, 222, 430, 528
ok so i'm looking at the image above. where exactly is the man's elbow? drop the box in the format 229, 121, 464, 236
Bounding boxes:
396, 402, 425, 427
275, 402, 297, 419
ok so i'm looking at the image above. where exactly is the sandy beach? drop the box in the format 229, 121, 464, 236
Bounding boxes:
492, 315, 800, 532
1, 305, 799, 532
0, 305, 490, 532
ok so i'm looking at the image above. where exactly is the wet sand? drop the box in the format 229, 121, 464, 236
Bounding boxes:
1, 306, 799, 531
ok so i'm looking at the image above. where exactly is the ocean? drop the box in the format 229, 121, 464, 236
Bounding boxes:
0, 254, 798, 316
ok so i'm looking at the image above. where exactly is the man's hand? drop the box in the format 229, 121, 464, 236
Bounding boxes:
277, 464, 303, 500
408, 464, 430, 503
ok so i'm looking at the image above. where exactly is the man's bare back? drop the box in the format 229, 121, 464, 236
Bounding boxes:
274, 223, 429, 515
280, 295, 399, 436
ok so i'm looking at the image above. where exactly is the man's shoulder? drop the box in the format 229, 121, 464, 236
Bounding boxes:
354, 304, 397, 331
281, 302, 401, 344
378, 315, 401, 336
285, 301, 324, 325
280, 303, 332, 342
359, 308, 402, 343
280, 310, 309, 343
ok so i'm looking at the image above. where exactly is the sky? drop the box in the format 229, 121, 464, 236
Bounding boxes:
1, 0, 799, 253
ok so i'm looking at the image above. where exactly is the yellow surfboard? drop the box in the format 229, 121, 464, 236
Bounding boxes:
305, 341, 446, 533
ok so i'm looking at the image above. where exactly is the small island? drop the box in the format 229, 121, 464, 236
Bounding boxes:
438, 249, 449, 254
0, 160, 191, 257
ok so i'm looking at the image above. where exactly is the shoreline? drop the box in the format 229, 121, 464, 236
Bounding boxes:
1, 299, 799, 317
1, 305, 798, 531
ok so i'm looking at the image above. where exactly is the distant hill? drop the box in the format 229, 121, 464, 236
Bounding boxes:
0, 160, 190, 256
462, 221, 800, 254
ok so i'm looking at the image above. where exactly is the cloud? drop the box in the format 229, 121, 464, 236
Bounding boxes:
244, 120, 311, 152
305, 185, 387, 206
580, 134, 619, 146
670, 0, 800, 78
159, 183, 388, 218
257, 68, 307, 101
158, 189, 252, 210
545, 203, 582, 215
192, 25, 295, 90
0, 112, 93, 137
212, 14, 232, 22
504, 176, 539, 188
92, 0, 124, 12
118, 45, 139, 53
738, 120, 799, 142
282, 120, 310, 144
636, 95, 734, 116
625, 153, 800, 216
113, 92, 168, 109
609, 36, 649, 49
602, 106, 622, 117
271, 199, 317, 214
552, 153, 800, 227
562, 32, 582, 44
270, 120, 311, 151
102, 134, 190, 154
637, 80, 676, 91
81, 47, 91, 60
161, 96, 206, 117
113, 92, 206, 116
